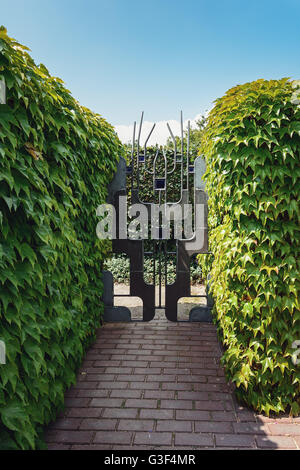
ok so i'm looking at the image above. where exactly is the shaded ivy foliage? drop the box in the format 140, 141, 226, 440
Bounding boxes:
0, 28, 120, 449
200, 79, 300, 415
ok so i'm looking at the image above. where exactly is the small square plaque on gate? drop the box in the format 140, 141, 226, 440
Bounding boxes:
189, 165, 194, 174
155, 178, 166, 190
139, 155, 145, 163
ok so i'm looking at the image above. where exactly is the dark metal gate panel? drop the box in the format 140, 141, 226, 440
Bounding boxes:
103, 112, 213, 322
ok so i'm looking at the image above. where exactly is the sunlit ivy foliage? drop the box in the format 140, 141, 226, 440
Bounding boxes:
0, 27, 120, 449
199, 78, 300, 415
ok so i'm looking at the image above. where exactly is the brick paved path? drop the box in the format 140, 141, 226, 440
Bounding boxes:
45, 321, 300, 450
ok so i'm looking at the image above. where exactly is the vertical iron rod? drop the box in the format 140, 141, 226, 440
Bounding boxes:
186, 120, 190, 191
136, 112, 144, 192
131, 121, 136, 192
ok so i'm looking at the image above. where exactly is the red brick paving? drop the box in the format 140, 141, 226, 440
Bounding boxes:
44, 321, 300, 450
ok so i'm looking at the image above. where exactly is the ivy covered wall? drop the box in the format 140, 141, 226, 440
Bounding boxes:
200, 78, 300, 415
0, 28, 120, 449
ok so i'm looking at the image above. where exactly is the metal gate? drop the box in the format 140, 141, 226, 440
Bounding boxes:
102, 113, 212, 322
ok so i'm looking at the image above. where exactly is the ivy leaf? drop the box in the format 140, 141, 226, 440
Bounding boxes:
18, 243, 37, 266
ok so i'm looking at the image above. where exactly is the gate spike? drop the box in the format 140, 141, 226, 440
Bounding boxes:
144, 123, 156, 149
137, 111, 144, 159
180, 111, 184, 157
131, 121, 136, 163
167, 123, 177, 155
144, 123, 156, 170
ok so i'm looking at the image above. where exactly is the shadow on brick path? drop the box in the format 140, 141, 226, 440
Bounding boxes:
44, 320, 300, 450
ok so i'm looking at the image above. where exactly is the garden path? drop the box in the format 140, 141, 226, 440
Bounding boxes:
45, 320, 300, 450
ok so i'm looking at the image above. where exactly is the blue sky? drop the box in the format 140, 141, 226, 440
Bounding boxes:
2, 0, 300, 143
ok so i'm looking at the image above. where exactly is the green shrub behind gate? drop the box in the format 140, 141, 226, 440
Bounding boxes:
0, 28, 120, 449
200, 78, 300, 415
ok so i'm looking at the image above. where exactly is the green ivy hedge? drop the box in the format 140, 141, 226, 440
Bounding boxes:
0, 28, 120, 449
200, 78, 300, 415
